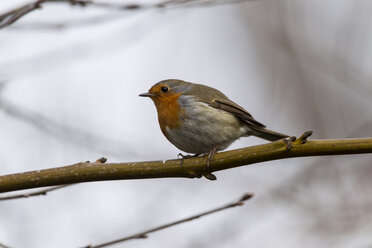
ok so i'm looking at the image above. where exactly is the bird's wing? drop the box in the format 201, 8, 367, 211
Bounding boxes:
184, 83, 266, 128
209, 98, 266, 128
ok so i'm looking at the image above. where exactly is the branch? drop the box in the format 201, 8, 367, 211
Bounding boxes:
0, 184, 71, 201
84, 192, 253, 248
1, 132, 372, 193
0, 158, 105, 200
0, 0, 254, 30
0, 241, 11, 248
0, 1, 41, 29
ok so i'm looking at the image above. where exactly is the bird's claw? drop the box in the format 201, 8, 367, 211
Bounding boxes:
177, 153, 200, 159
206, 146, 218, 168
178, 153, 189, 159
178, 153, 200, 166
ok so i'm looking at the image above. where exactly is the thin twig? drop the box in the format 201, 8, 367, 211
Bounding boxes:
85, 192, 254, 248
0, 0, 255, 30
0, 241, 11, 248
0, 184, 72, 201
0, 1, 41, 29
9, 13, 124, 30
166, 0, 256, 8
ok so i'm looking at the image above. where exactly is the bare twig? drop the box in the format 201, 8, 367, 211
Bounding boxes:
0, 1, 42, 29
164, 0, 256, 8
84, 192, 254, 248
0, 241, 11, 248
0, 184, 72, 201
0, 0, 255, 30
9, 13, 123, 30
297, 130, 313, 143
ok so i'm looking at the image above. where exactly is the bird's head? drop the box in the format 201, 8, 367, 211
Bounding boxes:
139, 79, 192, 106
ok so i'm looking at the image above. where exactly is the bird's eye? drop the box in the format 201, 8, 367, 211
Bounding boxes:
161, 86, 169, 93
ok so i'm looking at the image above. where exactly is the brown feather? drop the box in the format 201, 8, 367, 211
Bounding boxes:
184, 83, 265, 128
212, 99, 266, 128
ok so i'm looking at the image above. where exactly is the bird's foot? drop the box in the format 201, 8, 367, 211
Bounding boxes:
178, 152, 217, 180
204, 148, 218, 180
177, 153, 200, 159
205, 146, 218, 168
177, 153, 200, 166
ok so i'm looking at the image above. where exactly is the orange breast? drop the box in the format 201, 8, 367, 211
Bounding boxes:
153, 93, 185, 135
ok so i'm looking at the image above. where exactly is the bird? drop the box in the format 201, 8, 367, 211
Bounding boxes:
139, 79, 290, 166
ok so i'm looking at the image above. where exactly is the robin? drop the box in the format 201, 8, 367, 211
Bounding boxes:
139, 79, 290, 166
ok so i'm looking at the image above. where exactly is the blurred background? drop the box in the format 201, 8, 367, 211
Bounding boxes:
0, 0, 371, 247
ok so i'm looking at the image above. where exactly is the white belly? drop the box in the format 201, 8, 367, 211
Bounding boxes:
165, 101, 248, 154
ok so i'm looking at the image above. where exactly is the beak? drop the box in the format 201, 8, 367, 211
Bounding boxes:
139, 92, 155, 97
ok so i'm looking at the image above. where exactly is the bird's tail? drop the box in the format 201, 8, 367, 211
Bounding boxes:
251, 127, 290, 141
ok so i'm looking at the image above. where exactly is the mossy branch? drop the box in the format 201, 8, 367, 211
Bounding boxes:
1, 131, 372, 193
